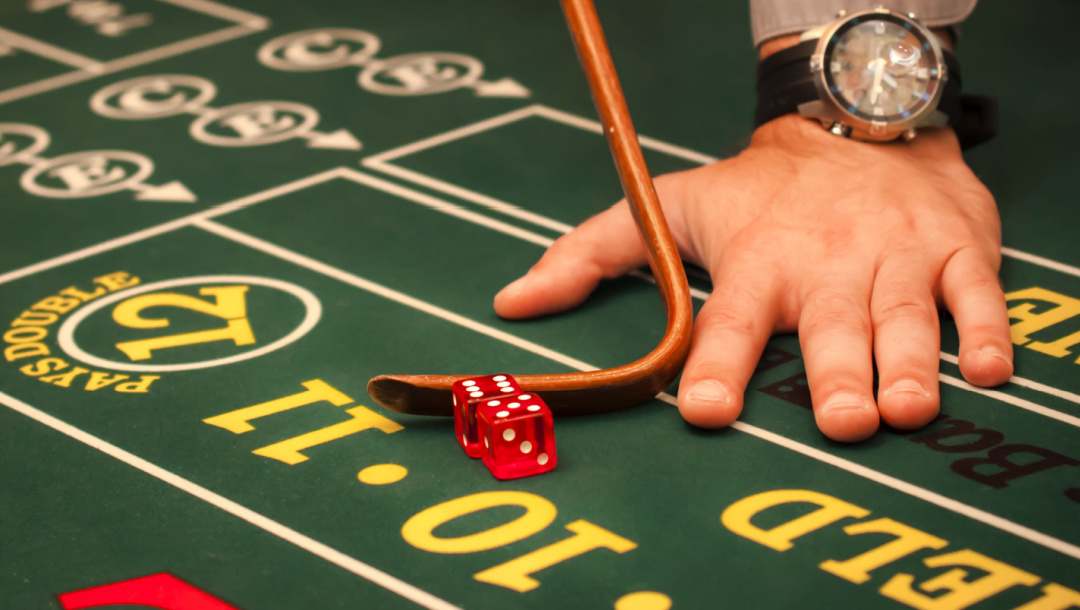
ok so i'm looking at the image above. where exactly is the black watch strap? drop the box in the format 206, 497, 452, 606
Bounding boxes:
754, 40, 996, 149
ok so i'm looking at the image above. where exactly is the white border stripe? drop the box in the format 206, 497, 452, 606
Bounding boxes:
0, 0, 267, 108
0, 25, 261, 106
0, 390, 460, 610
0, 67, 95, 106
940, 373, 1080, 428
533, 105, 720, 165
156, 0, 269, 27
100, 24, 264, 74
339, 170, 556, 249
717, 403, 1080, 560
366, 105, 542, 163
193, 213, 1080, 561
368, 162, 575, 234
940, 351, 1080, 406
1002, 246, 1080, 279
194, 217, 594, 371
0, 26, 104, 72
0, 168, 346, 287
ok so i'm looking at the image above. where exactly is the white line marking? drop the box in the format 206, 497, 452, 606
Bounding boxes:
532, 105, 720, 165
337, 169, 556, 249
99, 23, 265, 74
194, 216, 594, 372
0, 390, 459, 610
364, 108, 1080, 411
0, 68, 93, 106
0, 167, 347, 287
0, 20, 265, 106
366, 161, 575, 234
365, 105, 541, 163
193, 213, 1080, 561
940, 373, 1080, 428
940, 351, 1080, 406
1002, 246, 1080, 279
0, 26, 104, 72
712, 401, 1080, 561
363, 161, 710, 301
156, 0, 270, 28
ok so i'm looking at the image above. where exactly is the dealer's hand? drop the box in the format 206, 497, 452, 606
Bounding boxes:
493, 114, 1013, 442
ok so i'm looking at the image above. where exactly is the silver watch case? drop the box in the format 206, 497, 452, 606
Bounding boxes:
797, 7, 949, 142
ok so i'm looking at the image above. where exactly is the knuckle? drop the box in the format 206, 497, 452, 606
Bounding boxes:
800, 291, 870, 335
872, 294, 937, 326
697, 303, 758, 338
807, 374, 868, 399
962, 322, 1010, 338
964, 273, 1005, 297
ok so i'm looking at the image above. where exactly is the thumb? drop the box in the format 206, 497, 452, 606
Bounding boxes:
494, 199, 646, 319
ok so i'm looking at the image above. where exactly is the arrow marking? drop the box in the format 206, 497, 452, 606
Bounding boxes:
302, 128, 362, 150
471, 77, 530, 98
132, 180, 197, 203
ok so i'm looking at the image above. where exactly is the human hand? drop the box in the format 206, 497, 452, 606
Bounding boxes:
493, 115, 1012, 442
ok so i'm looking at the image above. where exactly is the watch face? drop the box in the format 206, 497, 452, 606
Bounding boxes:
823, 13, 943, 122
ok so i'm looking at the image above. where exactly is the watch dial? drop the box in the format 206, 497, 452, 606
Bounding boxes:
824, 15, 942, 122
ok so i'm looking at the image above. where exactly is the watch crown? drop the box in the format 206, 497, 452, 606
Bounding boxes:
828, 122, 852, 138
902, 128, 918, 141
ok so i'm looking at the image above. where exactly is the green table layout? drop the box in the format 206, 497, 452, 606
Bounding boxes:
1, 1, 1077, 609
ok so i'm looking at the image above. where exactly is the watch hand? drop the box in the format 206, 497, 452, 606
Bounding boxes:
883, 72, 898, 88
870, 57, 886, 104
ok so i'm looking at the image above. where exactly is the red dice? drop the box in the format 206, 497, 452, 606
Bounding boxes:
476, 391, 557, 480
451, 374, 521, 458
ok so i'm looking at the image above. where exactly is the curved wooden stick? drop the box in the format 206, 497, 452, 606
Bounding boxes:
366, 0, 693, 416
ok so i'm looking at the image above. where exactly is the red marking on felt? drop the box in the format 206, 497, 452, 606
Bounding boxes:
57, 572, 238, 610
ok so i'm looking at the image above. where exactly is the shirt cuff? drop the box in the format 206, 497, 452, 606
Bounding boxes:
750, 0, 977, 46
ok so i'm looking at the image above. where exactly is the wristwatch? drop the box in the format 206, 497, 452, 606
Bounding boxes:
754, 6, 996, 148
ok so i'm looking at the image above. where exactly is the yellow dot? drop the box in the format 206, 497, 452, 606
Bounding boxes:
357, 464, 408, 485
614, 591, 672, 610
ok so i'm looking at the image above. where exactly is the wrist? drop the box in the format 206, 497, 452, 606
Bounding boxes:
751, 113, 962, 161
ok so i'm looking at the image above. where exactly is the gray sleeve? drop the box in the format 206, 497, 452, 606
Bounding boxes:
750, 0, 977, 46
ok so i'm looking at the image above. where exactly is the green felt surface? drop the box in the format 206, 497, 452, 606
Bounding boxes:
0, 1, 1077, 609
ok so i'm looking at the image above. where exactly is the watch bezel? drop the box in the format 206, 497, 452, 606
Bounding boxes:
806, 7, 948, 141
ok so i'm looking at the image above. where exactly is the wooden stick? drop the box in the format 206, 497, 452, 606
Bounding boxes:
366, 0, 693, 416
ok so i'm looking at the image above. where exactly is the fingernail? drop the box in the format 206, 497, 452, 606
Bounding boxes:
976, 345, 1011, 367
686, 379, 733, 406
821, 391, 871, 415
883, 378, 930, 398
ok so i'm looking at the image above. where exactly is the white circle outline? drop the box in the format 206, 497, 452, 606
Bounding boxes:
358, 52, 483, 96
0, 123, 50, 167
91, 74, 218, 120
258, 28, 381, 72
21, 150, 153, 199
189, 101, 320, 147
57, 275, 322, 373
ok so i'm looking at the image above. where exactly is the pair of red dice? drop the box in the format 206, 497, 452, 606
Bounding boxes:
451, 374, 557, 480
